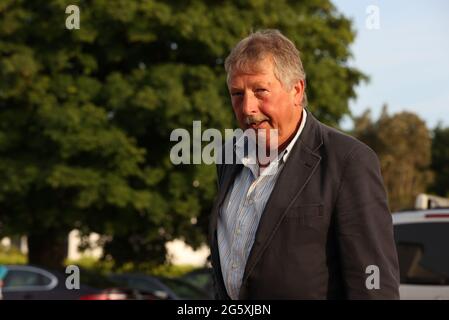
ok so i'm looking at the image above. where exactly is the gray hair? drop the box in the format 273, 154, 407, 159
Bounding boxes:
224, 29, 307, 107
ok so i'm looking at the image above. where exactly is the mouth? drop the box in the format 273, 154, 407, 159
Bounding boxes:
249, 120, 269, 129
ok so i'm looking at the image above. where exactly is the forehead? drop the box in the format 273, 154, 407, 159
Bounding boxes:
228, 59, 277, 88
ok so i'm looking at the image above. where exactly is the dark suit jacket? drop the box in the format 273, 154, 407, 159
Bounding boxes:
208, 110, 400, 299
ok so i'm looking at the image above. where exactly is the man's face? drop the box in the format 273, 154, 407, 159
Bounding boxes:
228, 57, 304, 150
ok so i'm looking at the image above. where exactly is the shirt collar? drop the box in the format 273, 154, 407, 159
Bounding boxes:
234, 134, 258, 177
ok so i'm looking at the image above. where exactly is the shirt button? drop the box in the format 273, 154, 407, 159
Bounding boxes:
248, 199, 254, 205
236, 229, 241, 235
232, 263, 237, 269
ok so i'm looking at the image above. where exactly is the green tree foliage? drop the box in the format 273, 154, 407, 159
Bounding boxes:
353, 106, 433, 212
0, 0, 365, 268
429, 125, 449, 197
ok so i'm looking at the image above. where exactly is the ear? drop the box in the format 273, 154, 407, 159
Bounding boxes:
292, 79, 305, 106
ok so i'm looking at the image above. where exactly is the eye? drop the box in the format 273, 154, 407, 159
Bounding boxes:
231, 91, 243, 97
255, 88, 268, 95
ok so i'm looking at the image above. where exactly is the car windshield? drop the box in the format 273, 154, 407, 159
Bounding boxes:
394, 222, 449, 285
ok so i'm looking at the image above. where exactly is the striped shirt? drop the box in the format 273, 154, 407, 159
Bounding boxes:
217, 109, 307, 299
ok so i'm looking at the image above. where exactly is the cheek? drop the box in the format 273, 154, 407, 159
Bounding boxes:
264, 96, 291, 123
232, 104, 245, 125
232, 103, 242, 117
259, 102, 277, 123
257, 97, 272, 115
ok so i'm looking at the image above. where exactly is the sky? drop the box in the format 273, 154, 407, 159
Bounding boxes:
331, 0, 449, 130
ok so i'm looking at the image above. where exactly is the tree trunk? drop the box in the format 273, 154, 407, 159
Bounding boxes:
27, 229, 69, 270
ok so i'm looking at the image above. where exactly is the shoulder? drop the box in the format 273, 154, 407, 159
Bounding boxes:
317, 121, 379, 166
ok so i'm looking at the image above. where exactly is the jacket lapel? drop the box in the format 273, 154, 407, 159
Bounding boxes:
238, 111, 323, 299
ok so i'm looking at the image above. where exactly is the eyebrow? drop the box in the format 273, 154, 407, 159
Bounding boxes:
229, 82, 271, 91
253, 82, 270, 88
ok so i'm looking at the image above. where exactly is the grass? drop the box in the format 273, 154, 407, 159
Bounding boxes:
146, 264, 198, 277
0, 246, 27, 265
1, 246, 200, 277
65, 257, 199, 277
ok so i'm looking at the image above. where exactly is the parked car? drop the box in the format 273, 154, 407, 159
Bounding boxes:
108, 273, 211, 300
178, 267, 214, 299
0, 265, 158, 300
78, 287, 158, 300
393, 208, 449, 299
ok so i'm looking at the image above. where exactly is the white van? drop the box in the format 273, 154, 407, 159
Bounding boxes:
393, 206, 449, 299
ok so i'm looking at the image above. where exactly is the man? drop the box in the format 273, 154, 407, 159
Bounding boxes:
208, 29, 400, 299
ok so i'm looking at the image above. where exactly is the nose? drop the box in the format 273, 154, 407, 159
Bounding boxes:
242, 92, 259, 116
